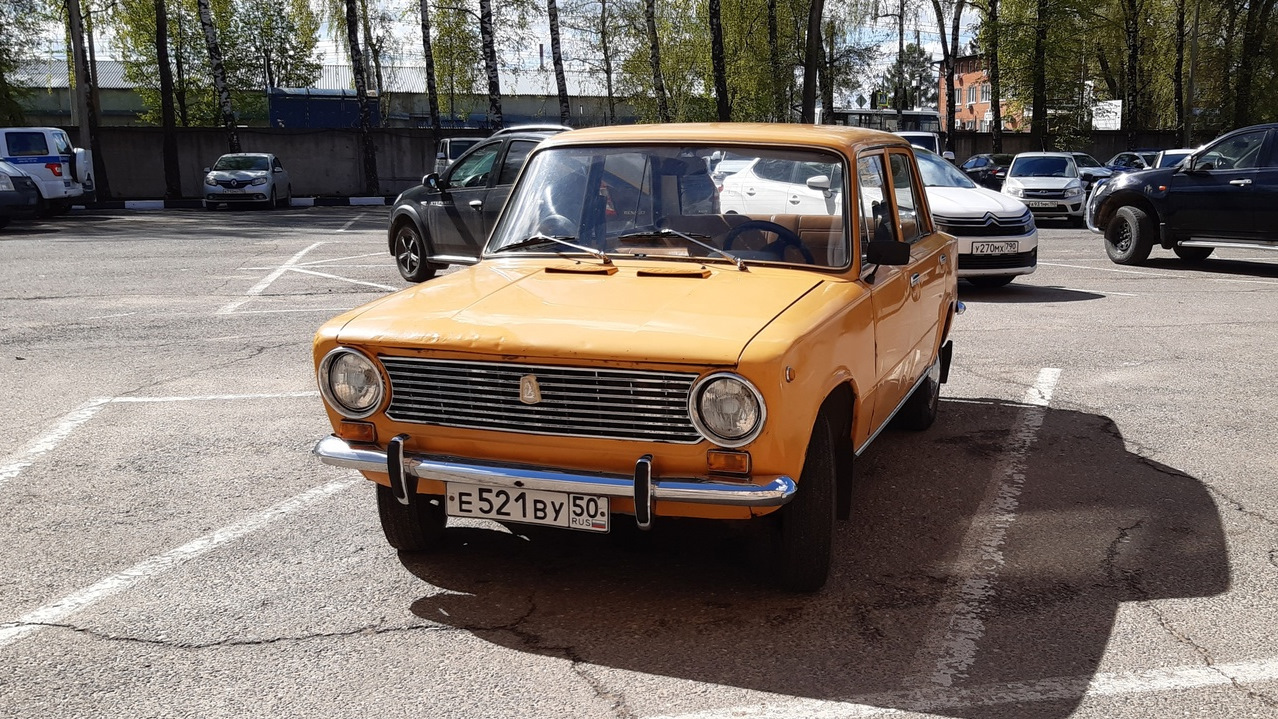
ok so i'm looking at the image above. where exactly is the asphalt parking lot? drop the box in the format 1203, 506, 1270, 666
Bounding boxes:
1, 208, 1276, 719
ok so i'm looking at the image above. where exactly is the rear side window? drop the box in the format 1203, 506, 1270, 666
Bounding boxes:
498, 140, 536, 185
5, 132, 49, 156
53, 132, 72, 155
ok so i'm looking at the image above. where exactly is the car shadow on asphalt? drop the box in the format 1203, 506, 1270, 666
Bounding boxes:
1144, 256, 1278, 279
959, 284, 1106, 303
400, 399, 1228, 718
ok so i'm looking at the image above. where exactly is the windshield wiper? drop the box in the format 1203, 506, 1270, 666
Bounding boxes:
493, 233, 612, 265
616, 228, 747, 271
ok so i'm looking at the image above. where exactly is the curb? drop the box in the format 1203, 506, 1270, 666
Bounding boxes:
83, 196, 393, 210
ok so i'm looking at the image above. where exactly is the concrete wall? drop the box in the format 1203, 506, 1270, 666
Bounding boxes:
69, 126, 455, 199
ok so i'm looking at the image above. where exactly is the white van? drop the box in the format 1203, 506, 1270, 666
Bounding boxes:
0, 127, 92, 212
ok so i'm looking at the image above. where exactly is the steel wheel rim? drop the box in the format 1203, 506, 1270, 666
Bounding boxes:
1115, 221, 1132, 252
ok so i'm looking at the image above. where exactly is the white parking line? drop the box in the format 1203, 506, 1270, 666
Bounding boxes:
648, 653, 1278, 718
1051, 286, 1138, 297
917, 368, 1061, 688
0, 477, 356, 649
287, 267, 397, 291
1039, 262, 1171, 277
217, 242, 325, 315
0, 398, 111, 488
335, 213, 367, 232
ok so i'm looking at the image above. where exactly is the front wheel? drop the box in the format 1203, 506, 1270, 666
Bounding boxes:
393, 223, 439, 282
766, 412, 836, 593
263, 188, 277, 210
895, 358, 941, 431
1173, 245, 1213, 262
376, 484, 447, 551
1104, 205, 1154, 265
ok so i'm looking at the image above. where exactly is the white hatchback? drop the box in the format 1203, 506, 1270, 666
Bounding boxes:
203, 153, 292, 209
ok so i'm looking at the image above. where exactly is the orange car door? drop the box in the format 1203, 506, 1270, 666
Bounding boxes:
886, 150, 950, 378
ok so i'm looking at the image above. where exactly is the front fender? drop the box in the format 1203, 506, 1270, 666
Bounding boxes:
387, 205, 433, 256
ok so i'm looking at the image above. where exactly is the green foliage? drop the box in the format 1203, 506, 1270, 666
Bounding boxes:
432, 3, 484, 120
0, 0, 45, 124
877, 42, 936, 110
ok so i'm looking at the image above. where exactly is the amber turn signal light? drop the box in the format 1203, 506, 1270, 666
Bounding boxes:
337, 420, 376, 443
707, 449, 751, 476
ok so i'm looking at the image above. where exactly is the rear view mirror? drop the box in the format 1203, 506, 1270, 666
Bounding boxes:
203, 167, 211, 173
425, 173, 443, 191
806, 175, 831, 191
865, 240, 910, 266
942, 151, 956, 161
436, 152, 446, 160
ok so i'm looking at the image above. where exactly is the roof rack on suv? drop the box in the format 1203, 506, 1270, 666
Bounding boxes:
491, 124, 572, 136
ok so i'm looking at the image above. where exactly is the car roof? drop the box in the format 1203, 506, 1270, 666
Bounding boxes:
492, 124, 571, 137
539, 123, 909, 152
217, 152, 273, 158
1015, 152, 1073, 159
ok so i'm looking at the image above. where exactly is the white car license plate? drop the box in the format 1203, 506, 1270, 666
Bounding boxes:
446, 484, 610, 533
222, 188, 245, 193
1027, 200, 1056, 208
971, 241, 1018, 255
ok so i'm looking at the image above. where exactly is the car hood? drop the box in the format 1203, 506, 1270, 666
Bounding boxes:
208, 170, 269, 180
1005, 176, 1080, 190
927, 186, 1029, 218
334, 261, 826, 366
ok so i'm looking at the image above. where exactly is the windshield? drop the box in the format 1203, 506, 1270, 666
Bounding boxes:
213, 155, 270, 171
448, 139, 478, 160
1009, 156, 1076, 178
916, 150, 976, 188
900, 134, 938, 153
488, 144, 850, 269
1072, 154, 1103, 168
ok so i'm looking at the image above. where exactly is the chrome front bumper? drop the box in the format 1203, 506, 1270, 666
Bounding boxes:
313, 435, 796, 515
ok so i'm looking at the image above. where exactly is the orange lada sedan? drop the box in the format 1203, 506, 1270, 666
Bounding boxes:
312, 123, 960, 591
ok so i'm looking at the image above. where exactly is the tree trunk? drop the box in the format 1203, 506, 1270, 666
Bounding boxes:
1173, 0, 1185, 146
85, 5, 110, 199
478, 0, 503, 128
644, 0, 670, 122
154, 0, 181, 199
709, 0, 729, 120
895, 0, 904, 127
820, 20, 834, 123
988, 0, 1003, 152
932, 0, 964, 152
174, 17, 188, 126
548, 0, 571, 124
1029, 0, 1048, 149
767, 0, 782, 121
600, 0, 615, 124
800, 0, 824, 122
417, 0, 440, 133
1121, 0, 1140, 149
345, 0, 379, 194
196, 0, 240, 152
1233, 0, 1277, 128
359, 0, 387, 126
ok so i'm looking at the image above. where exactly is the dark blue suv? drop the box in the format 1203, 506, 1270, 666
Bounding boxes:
1087, 124, 1278, 265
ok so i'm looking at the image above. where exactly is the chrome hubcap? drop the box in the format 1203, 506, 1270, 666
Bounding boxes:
396, 232, 420, 272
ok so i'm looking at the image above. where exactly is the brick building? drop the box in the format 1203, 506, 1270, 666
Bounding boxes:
937, 54, 1023, 133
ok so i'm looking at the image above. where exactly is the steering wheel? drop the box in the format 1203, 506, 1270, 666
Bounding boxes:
722, 220, 814, 263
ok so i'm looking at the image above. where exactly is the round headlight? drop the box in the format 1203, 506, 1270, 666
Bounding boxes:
690, 373, 765, 447
319, 348, 384, 418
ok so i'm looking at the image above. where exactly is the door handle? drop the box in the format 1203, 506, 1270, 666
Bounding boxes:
789, 196, 801, 204
468, 199, 483, 209
910, 273, 922, 287
744, 188, 756, 196
939, 254, 948, 265
1229, 178, 1252, 187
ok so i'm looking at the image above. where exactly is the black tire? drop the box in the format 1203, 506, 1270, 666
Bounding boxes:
0, 216, 10, 229
393, 223, 439, 282
375, 484, 447, 551
768, 412, 836, 593
1104, 205, 1154, 265
895, 358, 941, 431
966, 275, 1015, 289
1173, 245, 1214, 262
264, 188, 277, 210
204, 201, 218, 211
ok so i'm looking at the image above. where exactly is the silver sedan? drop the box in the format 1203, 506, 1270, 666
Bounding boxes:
203, 153, 292, 209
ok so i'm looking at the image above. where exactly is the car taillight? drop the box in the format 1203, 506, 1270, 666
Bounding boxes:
45, 163, 63, 177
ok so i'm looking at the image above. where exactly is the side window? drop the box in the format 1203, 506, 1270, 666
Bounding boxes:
753, 158, 796, 183
1200, 131, 1267, 171
497, 140, 537, 185
448, 142, 500, 188
1262, 132, 1278, 168
5, 132, 49, 156
857, 154, 895, 265
53, 132, 72, 155
888, 152, 924, 243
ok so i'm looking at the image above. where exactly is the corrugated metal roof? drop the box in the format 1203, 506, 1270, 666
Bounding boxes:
17, 58, 610, 98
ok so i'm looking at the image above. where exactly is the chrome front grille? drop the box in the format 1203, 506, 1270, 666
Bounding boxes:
380, 357, 703, 443
935, 211, 1035, 237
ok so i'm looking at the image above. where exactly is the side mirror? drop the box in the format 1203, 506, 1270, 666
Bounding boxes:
865, 240, 910, 266
942, 151, 956, 161
203, 167, 211, 173
425, 173, 443, 191
436, 152, 446, 160
1079, 170, 1096, 182
273, 167, 284, 173
806, 175, 834, 198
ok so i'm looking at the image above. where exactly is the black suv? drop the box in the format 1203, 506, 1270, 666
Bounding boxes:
388, 125, 569, 282
1087, 123, 1278, 265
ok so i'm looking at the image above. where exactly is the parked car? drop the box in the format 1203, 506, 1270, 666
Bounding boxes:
0, 126, 92, 214
1087, 123, 1278, 265
0, 160, 41, 229
434, 137, 480, 174
313, 123, 960, 592
895, 131, 954, 160
915, 149, 1038, 288
1001, 152, 1088, 223
959, 153, 1015, 190
202, 153, 291, 210
388, 126, 568, 282
1152, 148, 1195, 168
708, 151, 756, 189
1066, 152, 1112, 193
1105, 150, 1159, 173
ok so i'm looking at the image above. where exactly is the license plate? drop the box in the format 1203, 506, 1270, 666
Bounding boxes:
446, 484, 610, 533
1027, 200, 1056, 208
971, 241, 1018, 255
222, 188, 245, 193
